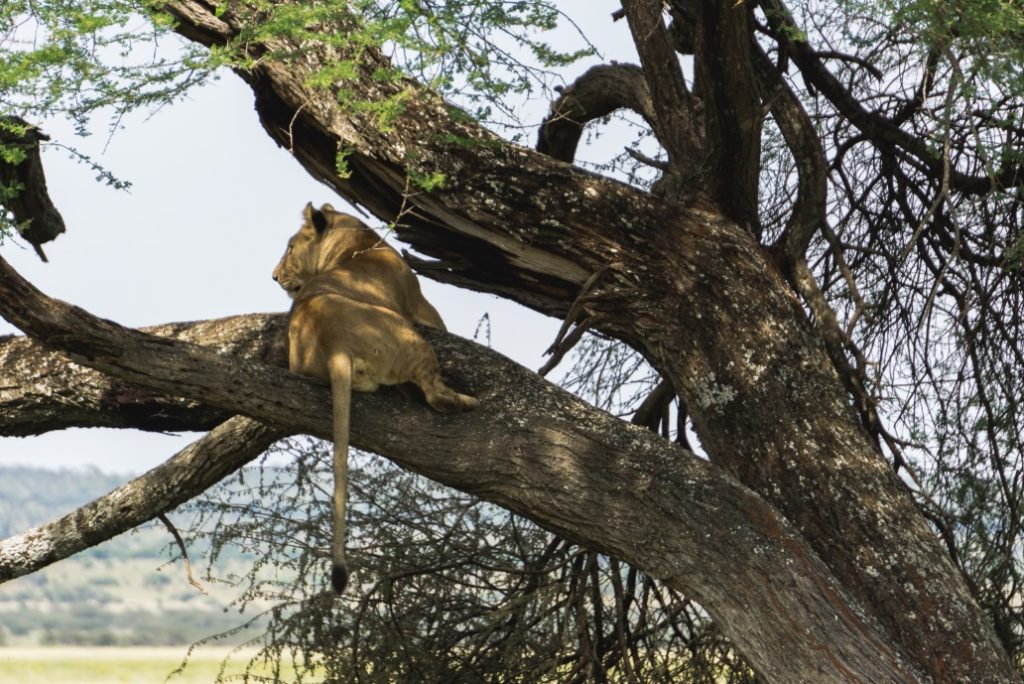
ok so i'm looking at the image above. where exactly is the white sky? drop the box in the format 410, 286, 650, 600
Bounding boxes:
0, 2, 636, 474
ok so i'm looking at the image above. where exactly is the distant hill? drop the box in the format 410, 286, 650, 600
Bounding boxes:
0, 466, 262, 647
0, 466, 135, 538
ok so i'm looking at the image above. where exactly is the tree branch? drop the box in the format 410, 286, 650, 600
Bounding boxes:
0, 314, 282, 436
0, 255, 915, 682
0, 416, 284, 582
682, 0, 765, 231
537, 63, 657, 164
762, 0, 1023, 194
0, 116, 66, 261
618, 0, 704, 182
751, 44, 827, 263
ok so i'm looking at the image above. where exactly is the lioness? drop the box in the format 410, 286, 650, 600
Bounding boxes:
273, 202, 478, 593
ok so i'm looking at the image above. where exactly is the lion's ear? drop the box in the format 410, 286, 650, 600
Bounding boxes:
304, 202, 329, 234
320, 203, 336, 213
312, 211, 329, 234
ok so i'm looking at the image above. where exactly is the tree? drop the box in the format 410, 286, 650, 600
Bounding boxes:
1, 1, 1023, 681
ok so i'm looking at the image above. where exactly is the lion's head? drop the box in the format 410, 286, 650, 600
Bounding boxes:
272, 202, 380, 298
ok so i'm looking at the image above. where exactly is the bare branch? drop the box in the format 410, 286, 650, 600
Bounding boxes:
537, 64, 657, 164
0, 116, 66, 260
157, 512, 209, 594
750, 44, 827, 262
619, 0, 703, 168
0, 416, 284, 582
762, 0, 1024, 193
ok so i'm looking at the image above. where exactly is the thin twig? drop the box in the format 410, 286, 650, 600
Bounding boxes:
157, 512, 208, 594
539, 264, 615, 376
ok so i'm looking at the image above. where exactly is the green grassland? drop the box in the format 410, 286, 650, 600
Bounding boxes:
0, 555, 262, 647
0, 647, 316, 683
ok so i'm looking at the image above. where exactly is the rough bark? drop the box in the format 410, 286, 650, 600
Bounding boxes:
619, 0, 703, 174
0, 315, 281, 436
685, 0, 764, 232
0, 276, 916, 682
537, 63, 657, 164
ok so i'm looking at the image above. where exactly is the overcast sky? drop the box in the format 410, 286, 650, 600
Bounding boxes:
0, 2, 635, 474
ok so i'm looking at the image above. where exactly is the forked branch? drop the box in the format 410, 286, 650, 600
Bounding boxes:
761, 0, 1023, 193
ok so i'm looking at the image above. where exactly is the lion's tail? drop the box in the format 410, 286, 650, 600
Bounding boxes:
327, 352, 353, 594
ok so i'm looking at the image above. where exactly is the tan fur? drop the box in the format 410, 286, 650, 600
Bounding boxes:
273, 202, 478, 593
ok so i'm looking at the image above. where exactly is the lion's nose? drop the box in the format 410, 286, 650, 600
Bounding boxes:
272, 273, 279, 282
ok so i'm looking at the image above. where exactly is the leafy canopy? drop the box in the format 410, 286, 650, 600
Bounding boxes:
0, 0, 592, 233
1, 0, 591, 132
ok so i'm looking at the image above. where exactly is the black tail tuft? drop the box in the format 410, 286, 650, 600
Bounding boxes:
331, 562, 349, 594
